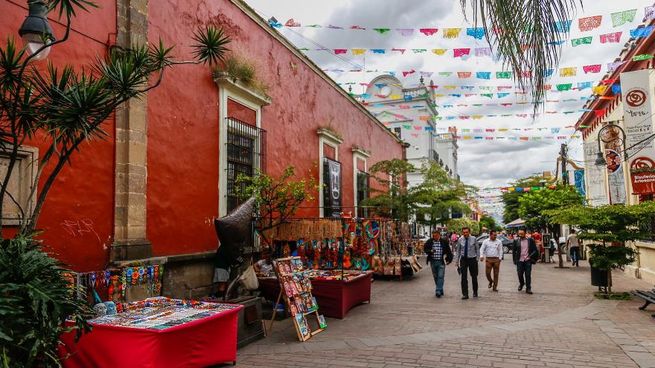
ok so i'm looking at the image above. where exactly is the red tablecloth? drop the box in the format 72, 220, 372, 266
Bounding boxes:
59, 305, 243, 368
311, 273, 372, 319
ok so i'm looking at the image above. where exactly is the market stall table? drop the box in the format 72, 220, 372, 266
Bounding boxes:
58, 298, 243, 368
258, 271, 372, 319
310, 271, 372, 319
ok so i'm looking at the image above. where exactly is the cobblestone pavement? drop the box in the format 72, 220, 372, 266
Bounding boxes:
236, 259, 655, 367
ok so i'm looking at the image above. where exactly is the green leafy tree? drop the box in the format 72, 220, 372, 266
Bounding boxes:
548, 201, 655, 293
236, 166, 316, 246
518, 185, 583, 267
362, 159, 415, 222
447, 217, 480, 235
502, 175, 547, 224
413, 162, 471, 231
0, 1, 228, 366
479, 214, 499, 232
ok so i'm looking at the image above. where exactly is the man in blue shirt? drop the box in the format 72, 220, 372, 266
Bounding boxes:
455, 227, 479, 299
424, 230, 453, 298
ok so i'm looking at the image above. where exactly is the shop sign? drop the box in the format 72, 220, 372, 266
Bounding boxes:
621, 69, 655, 194
323, 158, 341, 217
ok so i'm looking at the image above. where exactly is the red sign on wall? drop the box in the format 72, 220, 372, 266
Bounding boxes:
631, 157, 655, 194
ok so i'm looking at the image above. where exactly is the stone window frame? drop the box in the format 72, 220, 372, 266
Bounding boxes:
318, 128, 343, 218
352, 147, 370, 218
216, 76, 270, 217
0, 145, 38, 226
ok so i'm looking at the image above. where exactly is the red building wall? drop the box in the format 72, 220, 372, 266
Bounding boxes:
145, 0, 403, 257
0, 0, 403, 271
0, 1, 117, 271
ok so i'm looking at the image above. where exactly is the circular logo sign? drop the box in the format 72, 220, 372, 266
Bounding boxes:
626, 88, 647, 108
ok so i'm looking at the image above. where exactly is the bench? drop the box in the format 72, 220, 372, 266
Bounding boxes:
632, 289, 655, 317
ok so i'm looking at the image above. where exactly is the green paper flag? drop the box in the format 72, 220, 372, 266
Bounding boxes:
611, 9, 637, 27
633, 54, 654, 61
496, 71, 512, 79
481, 94, 493, 98
373, 28, 391, 35
571, 36, 593, 47
556, 83, 573, 91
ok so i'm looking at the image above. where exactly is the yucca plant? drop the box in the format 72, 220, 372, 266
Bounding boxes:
0, 1, 230, 366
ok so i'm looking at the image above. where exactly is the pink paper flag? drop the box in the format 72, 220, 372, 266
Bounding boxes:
600, 32, 622, 44
419, 28, 439, 36
457, 72, 472, 78
285, 19, 301, 27
391, 48, 406, 54
583, 64, 602, 74
334, 49, 347, 54
402, 69, 416, 77
453, 48, 471, 58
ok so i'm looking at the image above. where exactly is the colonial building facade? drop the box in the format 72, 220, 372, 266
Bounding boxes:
577, 22, 655, 283
1, 0, 405, 297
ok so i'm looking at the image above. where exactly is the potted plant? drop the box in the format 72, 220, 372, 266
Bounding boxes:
548, 201, 655, 296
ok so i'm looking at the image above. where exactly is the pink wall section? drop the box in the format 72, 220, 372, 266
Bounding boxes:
0, 1, 117, 271
0, 0, 403, 271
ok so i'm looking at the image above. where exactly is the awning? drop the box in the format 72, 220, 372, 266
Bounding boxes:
505, 218, 526, 228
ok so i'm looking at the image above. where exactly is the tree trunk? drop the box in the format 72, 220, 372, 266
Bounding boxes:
554, 226, 564, 268
607, 269, 612, 295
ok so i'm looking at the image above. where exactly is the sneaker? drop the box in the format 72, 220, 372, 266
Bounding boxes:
492, 288, 498, 292
461, 295, 469, 300
488, 282, 493, 289
473, 293, 478, 298
526, 289, 533, 294
518, 285, 524, 292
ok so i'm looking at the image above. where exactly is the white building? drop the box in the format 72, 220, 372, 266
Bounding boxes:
363, 75, 459, 188
362, 75, 459, 235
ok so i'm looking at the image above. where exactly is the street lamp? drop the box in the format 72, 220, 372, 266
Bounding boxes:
18, 0, 55, 61
595, 121, 626, 167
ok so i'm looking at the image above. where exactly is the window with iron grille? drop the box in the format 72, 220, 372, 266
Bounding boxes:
226, 117, 266, 213
356, 171, 369, 218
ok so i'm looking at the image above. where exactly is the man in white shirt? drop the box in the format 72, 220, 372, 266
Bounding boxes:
480, 230, 503, 292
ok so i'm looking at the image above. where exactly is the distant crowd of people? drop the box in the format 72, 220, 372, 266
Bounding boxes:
423, 227, 580, 300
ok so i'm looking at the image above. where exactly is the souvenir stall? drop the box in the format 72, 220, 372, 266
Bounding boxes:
373, 220, 423, 279
59, 297, 242, 367
258, 218, 380, 319
58, 264, 243, 367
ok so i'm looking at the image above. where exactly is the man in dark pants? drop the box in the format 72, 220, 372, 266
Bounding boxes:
424, 230, 453, 298
455, 227, 479, 299
512, 229, 540, 294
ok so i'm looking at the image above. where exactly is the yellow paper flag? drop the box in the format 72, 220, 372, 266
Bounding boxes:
592, 85, 608, 95
351, 48, 366, 55
443, 28, 462, 39
559, 67, 577, 77
432, 48, 447, 55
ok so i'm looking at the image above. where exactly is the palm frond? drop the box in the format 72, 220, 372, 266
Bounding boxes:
462, 0, 582, 112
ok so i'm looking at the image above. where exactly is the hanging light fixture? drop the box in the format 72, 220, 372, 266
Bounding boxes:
18, 0, 55, 61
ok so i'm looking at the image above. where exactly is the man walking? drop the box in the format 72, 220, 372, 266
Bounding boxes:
567, 229, 580, 267
424, 230, 453, 298
512, 229, 539, 294
455, 227, 479, 299
480, 230, 503, 292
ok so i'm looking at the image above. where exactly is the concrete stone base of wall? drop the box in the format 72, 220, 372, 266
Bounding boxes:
162, 252, 216, 299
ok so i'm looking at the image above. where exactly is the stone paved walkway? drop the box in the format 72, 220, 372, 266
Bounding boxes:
236, 259, 655, 367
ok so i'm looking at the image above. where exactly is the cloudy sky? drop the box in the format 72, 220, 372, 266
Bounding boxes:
244, 0, 653, 218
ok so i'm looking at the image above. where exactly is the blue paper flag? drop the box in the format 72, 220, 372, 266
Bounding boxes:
611, 84, 622, 94
371, 49, 386, 54
476, 72, 491, 80
577, 82, 592, 90
466, 27, 486, 40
